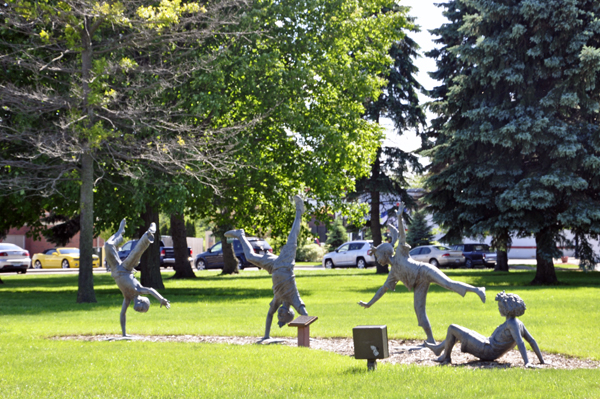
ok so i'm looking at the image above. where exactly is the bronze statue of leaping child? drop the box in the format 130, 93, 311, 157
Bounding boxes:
358, 202, 486, 343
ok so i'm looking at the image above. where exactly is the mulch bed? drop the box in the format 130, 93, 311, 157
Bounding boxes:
54, 335, 599, 370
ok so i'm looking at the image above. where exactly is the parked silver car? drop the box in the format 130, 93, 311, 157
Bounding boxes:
409, 245, 464, 268
322, 241, 375, 269
0, 243, 31, 274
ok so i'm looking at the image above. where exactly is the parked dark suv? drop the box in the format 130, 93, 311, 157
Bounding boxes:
195, 238, 273, 270
117, 240, 192, 269
450, 243, 497, 268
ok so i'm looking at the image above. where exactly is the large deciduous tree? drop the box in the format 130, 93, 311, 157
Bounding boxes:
1, 0, 263, 300
186, 0, 409, 274
425, 0, 600, 284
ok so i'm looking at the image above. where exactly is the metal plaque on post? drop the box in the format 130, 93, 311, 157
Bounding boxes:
352, 325, 389, 370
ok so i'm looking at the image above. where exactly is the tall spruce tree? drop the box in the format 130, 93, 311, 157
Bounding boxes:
406, 210, 433, 248
352, 18, 427, 273
425, 0, 600, 284
425, 0, 513, 272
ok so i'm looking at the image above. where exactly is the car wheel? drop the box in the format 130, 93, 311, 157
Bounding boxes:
465, 259, 473, 268
62, 259, 70, 269
324, 259, 334, 269
20, 269, 27, 274
429, 259, 440, 268
196, 259, 206, 271
356, 258, 366, 269
34, 260, 42, 269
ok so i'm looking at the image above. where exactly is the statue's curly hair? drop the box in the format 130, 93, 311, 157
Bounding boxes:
495, 291, 526, 317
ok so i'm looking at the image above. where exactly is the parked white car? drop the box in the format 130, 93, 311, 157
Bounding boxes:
0, 243, 30, 274
322, 241, 375, 269
409, 245, 464, 268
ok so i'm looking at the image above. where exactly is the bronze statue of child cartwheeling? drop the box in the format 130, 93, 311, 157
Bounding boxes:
225, 195, 308, 340
359, 202, 486, 343
424, 291, 547, 368
105, 219, 170, 338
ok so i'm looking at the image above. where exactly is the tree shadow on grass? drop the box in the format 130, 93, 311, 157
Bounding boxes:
0, 286, 273, 316
0, 274, 118, 289
352, 270, 600, 295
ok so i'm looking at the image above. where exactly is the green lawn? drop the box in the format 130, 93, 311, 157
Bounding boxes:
1, 269, 599, 398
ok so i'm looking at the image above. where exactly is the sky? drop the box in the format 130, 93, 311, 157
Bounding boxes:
381, 0, 449, 154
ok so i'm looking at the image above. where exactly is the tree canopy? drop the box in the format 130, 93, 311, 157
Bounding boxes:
424, 0, 600, 284
2, 0, 410, 283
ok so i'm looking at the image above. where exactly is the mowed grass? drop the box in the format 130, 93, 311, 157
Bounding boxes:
1, 268, 599, 398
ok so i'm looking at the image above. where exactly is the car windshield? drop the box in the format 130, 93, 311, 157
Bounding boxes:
0, 244, 19, 250
472, 245, 490, 251
60, 249, 79, 254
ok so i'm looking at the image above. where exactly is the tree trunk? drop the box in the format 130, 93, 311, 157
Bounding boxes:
531, 227, 558, 285
493, 231, 510, 272
77, 150, 97, 303
369, 149, 389, 274
495, 250, 509, 272
170, 212, 196, 279
76, 21, 96, 303
139, 204, 165, 289
219, 227, 239, 275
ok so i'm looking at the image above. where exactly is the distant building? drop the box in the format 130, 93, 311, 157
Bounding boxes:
1, 226, 105, 255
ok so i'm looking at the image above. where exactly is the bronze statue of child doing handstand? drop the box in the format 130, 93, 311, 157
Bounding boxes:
424, 291, 547, 368
225, 195, 308, 340
105, 219, 170, 337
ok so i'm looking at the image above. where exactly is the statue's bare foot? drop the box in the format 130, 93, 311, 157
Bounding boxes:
434, 355, 450, 364
423, 340, 445, 356
142, 222, 156, 243
293, 195, 305, 214
477, 287, 486, 303
225, 229, 245, 239
114, 218, 126, 238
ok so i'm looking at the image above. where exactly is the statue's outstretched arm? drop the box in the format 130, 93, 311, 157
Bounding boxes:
522, 325, 546, 364
507, 320, 533, 367
358, 286, 389, 308
388, 224, 399, 248
120, 298, 131, 337
397, 201, 407, 246
137, 286, 170, 308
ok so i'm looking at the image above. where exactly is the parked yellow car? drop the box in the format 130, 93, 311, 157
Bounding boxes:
32, 248, 100, 269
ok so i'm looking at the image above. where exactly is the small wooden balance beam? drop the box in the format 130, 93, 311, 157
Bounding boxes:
288, 315, 318, 347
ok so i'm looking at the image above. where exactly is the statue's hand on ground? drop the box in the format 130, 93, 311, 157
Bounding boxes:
525, 363, 541, 369
160, 298, 170, 309
358, 301, 371, 308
